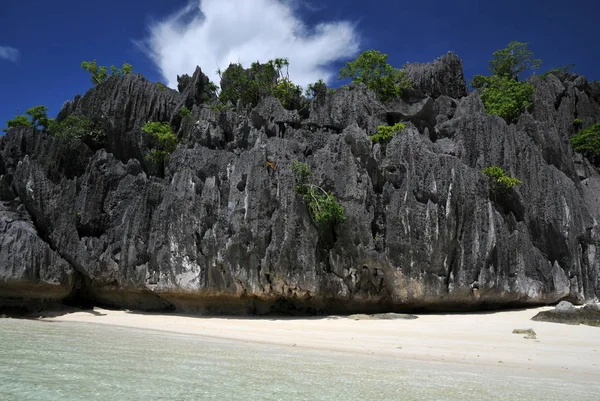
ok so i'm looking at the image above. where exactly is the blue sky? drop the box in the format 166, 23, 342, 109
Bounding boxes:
1, 0, 598, 128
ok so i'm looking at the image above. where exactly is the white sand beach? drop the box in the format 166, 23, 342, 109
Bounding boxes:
44, 307, 600, 379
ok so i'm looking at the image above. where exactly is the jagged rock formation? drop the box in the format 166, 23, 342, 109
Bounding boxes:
1, 56, 600, 314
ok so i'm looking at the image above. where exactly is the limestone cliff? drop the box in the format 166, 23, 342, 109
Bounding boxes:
1, 53, 599, 314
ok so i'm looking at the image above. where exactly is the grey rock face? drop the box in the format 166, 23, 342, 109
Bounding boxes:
0, 201, 73, 310
1, 53, 599, 314
404, 52, 468, 99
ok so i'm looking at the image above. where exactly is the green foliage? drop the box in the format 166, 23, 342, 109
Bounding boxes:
482, 166, 522, 193
81, 60, 133, 86
141, 121, 177, 164
570, 122, 600, 165
470, 42, 540, 123
339, 50, 412, 102
50, 115, 105, 144
291, 160, 346, 232
3, 114, 32, 132
217, 58, 303, 110
370, 122, 405, 144
26, 105, 51, 131
471, 75, 535, 123
179, 106, 192, 118
488, 41, 541, 80
206, 81, 219, 93
156, 83, 168, 91
574, 118, 583, 128
3, 105, 52, 132
273, 78, 303, 109
306, 79, 327, 98
540, 64, 575, 80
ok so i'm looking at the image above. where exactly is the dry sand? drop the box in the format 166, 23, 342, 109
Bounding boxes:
44, 306, 600, 378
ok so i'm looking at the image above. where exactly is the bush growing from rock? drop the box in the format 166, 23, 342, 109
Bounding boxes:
292, 160, 346, 233
217, 58, 302, 110
370, 123, 405, 144
482, 166, 522, 193
141, 121, 177, 164
339, 50, 412, 102
50, 115, 106, 144
570, 122, 600, 165
3, 105, 51, 132
2, 114, 33, 132
81, 60, 133, 86
179, 106, 192, 118
306, 79, 327, 98
474, 76, 535, 123
540, 64, 575, 80
471, 42, 540, 124
488, 41, 541, 80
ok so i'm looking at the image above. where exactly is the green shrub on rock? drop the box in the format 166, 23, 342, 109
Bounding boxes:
540, 64, 575, 80
179, 106, 192, 118
339, 50, 412, 102
3, 105, 52, 132
291, 160, 346, 233
50, 115, 106, 144
471, 41, 540, 124
482, 166, 522, 193
371, 123, 405, 144
216, 58, 302, 110
473, 76, 535, 124
2, 114, 32, 132
81, 60, 133, 86
141, 121, 177, 164
570, 122, 600, 165
306, 79, 327, 98
488, 41, 541, 80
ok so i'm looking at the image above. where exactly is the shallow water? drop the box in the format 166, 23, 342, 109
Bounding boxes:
0, 318, 597, 400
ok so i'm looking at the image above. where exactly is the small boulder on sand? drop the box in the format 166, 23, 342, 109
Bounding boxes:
348, 313, 418, 321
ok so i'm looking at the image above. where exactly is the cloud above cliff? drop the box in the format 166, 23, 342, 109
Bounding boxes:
0, 46, 19, 62
142, 0, 360, 88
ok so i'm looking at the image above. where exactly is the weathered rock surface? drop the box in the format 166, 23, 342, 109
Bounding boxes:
1, 54, 600, 315
404, 52, 468, 99
532, 301, 600, 327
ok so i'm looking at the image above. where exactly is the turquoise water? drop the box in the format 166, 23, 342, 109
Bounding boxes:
0, 318, 597, 401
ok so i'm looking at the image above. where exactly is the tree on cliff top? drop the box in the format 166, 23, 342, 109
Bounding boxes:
339, 50, 412, 102
81, 60, 133, 86
217, 58, 302, 110
488, 41, 541, 81
471, 42, 540, 124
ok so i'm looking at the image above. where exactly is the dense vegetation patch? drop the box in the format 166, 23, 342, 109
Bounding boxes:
50, 115, 106, 144
339, 50, 412, 102
2, 106, 105, 145
471, 42, 539, 124
216, 58, 302, 110
141, 121, 177, 164
570, 122, 600, 165
370, 123, 405, 144
292, 161, 346, 233
2, 105, 50, 132
81, 60, 133, 86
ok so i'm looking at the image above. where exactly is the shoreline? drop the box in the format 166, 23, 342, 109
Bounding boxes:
40, 306, 600, 377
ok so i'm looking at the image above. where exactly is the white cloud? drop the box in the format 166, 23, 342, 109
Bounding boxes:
0, 46, 19, 62
142, 0, 360, 89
